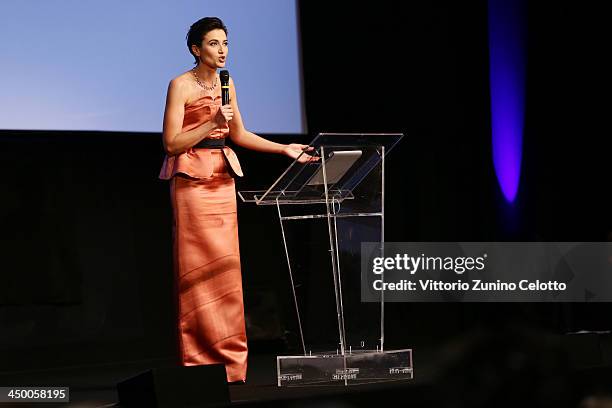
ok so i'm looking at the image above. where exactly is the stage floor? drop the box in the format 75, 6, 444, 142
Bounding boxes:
1, 331, 611, 407
0, 350, 430, 407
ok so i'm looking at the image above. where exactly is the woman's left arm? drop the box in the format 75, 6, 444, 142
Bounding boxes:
228, 77, 314, 162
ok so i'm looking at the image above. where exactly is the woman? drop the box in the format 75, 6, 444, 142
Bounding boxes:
159, 17, 313, 383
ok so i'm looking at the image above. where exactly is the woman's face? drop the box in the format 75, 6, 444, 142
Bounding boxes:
193, 29, 228, 69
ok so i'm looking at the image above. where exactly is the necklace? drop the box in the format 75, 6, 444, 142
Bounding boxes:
191, 68, 217, 92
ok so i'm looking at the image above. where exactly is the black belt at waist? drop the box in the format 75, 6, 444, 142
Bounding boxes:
193, 138, 226, 149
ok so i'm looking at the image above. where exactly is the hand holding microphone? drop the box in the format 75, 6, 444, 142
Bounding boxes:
214, 105, 233, 126
213, 70, 233, 126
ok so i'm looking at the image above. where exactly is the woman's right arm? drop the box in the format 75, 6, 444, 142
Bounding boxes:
162, 78, 222, 156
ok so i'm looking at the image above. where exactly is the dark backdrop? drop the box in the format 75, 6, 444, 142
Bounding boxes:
0, 0, 610, 372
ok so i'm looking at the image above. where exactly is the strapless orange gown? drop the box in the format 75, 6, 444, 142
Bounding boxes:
159, 92, 247, 382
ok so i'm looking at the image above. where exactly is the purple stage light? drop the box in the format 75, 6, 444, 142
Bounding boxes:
488, 0, 527, 203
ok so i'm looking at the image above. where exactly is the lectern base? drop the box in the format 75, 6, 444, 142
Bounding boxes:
277, 349, 413, 386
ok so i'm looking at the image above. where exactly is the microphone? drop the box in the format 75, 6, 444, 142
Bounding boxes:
220, 70, 230, 105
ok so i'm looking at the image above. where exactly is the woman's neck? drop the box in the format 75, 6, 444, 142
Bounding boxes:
193, 64, 217, 84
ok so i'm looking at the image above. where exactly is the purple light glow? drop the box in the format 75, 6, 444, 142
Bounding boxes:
488, 0, 527, 203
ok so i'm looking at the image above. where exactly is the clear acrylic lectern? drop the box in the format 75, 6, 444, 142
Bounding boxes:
238, 133, 412, 386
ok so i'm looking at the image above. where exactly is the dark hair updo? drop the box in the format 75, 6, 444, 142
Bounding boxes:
186, 17, 228, 65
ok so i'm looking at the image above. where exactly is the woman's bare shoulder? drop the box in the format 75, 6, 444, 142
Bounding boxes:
166, 71, 198, 105
169, 71, 193, 88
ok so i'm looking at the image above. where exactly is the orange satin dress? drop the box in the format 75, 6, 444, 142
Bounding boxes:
159, 91, 248, 382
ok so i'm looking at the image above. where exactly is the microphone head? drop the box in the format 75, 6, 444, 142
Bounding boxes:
220, 70, 230, 85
